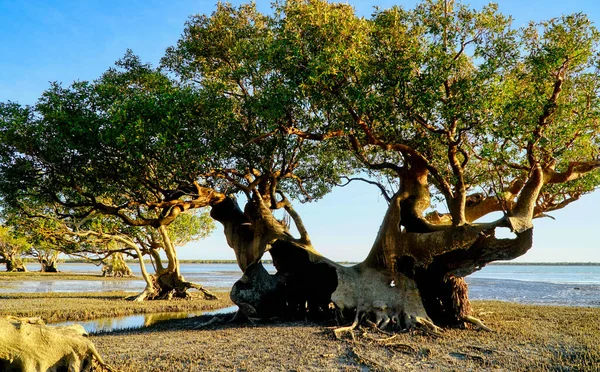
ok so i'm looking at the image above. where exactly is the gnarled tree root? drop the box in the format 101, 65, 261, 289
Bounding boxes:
333, 309, 442, 340
333, 309, 361, 340
185, 281, 218, 300
0, 316, 115, 372
330, 265, 443, 339
463, 315, 493, 332
126, 286, 157, 302
125, 276, 218, 302
193, 316, 225, 330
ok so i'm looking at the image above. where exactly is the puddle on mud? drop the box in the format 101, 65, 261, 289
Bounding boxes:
50, 305, 238, 334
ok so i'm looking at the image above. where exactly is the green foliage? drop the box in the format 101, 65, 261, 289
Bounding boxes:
270, 0, 600, 207
0, 224, 31, 265
0, 51, 224, 221
167, 210, 215, 247
1, 0, 599, 233
163, 1, 353, 201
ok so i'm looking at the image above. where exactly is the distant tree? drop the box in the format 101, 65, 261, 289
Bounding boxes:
0, 54, 218, 299
101, 252, 132, 277
34, 249, 60, 273
76, 210, 216, 300
9, 203, 215, 300
0, 225, 30, 272
12, 216, 62, 272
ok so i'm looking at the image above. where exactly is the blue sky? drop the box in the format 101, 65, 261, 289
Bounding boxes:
1, 0, 598, 262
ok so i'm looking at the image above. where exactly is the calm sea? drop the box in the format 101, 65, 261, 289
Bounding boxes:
2, 262, 599, 307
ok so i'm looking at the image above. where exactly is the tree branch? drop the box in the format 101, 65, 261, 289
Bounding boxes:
338, 176, 392, 203
544, 161, 600, 184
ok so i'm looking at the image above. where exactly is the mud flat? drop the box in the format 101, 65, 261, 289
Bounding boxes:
1, 291, 599, 371
89, 301, 600, 371
0, 291, 232, 323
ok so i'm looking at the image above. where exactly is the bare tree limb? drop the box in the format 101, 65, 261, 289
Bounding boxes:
338, 177, 392, 203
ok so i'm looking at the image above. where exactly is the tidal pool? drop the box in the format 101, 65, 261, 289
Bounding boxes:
50, 305, 239, 334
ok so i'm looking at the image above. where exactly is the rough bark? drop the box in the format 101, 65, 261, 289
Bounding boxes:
212, 194, 440, 333
212, 153, 546, 333
0, 316, 114, 372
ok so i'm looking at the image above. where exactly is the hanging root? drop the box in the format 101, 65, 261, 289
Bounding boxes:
464, 315, 493, 332
333, 307, 443, 340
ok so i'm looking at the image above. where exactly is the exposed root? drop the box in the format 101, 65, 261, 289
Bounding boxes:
185, 281, 218, 300
362, 332, 400, 343
414, 316, 442, 335
125, 287, 155, 302
124, 279, 218, 301
193, 316, 224, 330
360, 332, 417, 354
334, 309, 361, 340
349, 347, 387, 370
229, 309, 248, 323
90, 349, 117, 372
464, 315, 493, 332
0, 316, 116, 372
364, 320, 394, 336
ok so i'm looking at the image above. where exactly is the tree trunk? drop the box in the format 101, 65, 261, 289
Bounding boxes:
40, 258, 59, 273
212, 195, 438, 331
101, 252, 131, 277
126, 228, 217, 301
212, 163, 541, 331
5, 258, 27, 272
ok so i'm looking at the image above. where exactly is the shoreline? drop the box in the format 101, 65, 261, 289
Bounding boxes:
18, 259, 600, 266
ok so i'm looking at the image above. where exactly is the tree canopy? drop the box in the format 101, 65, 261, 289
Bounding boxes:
0, 0, 599, 325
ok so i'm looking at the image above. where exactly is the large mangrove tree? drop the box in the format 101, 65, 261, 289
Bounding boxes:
1, 0, 599, 332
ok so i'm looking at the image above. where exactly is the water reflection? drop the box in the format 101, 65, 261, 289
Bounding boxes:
50, 306, 238, 334
5, 263, 600, 307
0, 263, 248, 293
1, 278, 149, 293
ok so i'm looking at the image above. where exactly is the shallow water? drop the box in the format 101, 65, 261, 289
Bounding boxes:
466, 264, 600, 307
2, 263, 600, 307
50, 305, 239, 334
0, 262, 251, 293
466, 277, 600, 307
468, 264, 600, 285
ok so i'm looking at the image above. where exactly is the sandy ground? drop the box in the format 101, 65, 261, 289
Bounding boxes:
1, 282, 599, 371
90, 301, 600, 371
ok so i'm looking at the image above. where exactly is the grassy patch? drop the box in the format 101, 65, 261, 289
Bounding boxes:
0, 291, 232, 323
0, 271, 137, 281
